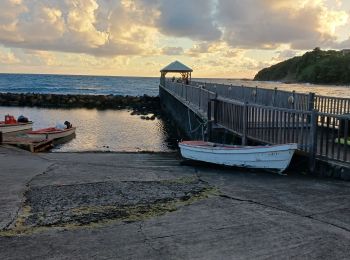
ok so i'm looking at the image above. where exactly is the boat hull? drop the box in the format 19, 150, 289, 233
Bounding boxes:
27, 127, 76, 140
0, 122, 33, 134
179, 141, 297, 173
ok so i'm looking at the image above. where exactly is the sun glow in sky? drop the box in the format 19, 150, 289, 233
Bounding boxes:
0, 0, 349, 78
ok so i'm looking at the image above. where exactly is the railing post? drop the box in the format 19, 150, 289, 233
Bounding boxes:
207, 101, 212, 141
241, 85, 245, 101
273, 87, 277, 106
207, 91, 210, 111
309, 109, 318, 173
307, 92, 315, 124
242, 102, 248, 145
308, 92, 315, 111
0, 131, 2, 145
213, 94, 218, 124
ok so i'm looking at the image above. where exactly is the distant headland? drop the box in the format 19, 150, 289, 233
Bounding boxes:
254, 48, 350, 85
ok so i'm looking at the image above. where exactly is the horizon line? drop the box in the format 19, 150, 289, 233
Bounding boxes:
0, 72, 253, 80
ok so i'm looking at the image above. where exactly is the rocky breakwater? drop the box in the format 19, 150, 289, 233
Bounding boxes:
0, 93, 161, 119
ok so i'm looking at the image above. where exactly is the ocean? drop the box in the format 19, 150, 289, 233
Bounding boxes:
200, 79, 350, 98
0, 74, 160, 96
0, 73, 349, 97
0, 73, 349, 152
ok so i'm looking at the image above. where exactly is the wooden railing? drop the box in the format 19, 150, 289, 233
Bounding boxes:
162, 80, 350, 165
316, 112, 349, 162
193, 81, 350, 116
315, 95, 350, 115
192, 81, 311, 111
211, 98, 349, 164
212, 99, 313, 153
163, 80, 216, 115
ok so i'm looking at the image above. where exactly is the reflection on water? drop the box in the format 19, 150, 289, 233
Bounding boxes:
198, 79, 350, 98
0, 106, 175, 152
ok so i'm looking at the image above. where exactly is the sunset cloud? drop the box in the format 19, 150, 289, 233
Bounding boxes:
216, 0, 349, 49
0, 0, 159, 56
0, 49, 19, 64
155, 0, 221, 41
0, 0, 349, 77
161, 47, 184, 56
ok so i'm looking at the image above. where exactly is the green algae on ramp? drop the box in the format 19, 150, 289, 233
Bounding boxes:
0, 178, 216, 237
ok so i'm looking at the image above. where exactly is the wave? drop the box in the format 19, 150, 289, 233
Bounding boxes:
0, 74, 160, 96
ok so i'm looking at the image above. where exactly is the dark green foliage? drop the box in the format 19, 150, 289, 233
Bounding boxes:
254, 49, 350, 84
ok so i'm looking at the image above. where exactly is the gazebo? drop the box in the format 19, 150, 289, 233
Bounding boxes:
160, 61, 193, 85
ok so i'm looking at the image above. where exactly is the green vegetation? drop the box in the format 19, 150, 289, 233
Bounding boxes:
254, 48, 350, 84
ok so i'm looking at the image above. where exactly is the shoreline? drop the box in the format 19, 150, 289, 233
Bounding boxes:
253, 79, 350, 87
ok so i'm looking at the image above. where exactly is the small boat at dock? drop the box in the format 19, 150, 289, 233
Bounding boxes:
0, 115, 33, 134
179, 141, 298, 173
27, 127, 76, 140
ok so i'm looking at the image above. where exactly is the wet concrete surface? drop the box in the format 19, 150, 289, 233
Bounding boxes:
1, 146, 350, 259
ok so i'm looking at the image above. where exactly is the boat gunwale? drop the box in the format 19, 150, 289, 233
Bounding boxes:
0, 122, 33, 127
179, 141, 298, 151
28, 127, 76, 135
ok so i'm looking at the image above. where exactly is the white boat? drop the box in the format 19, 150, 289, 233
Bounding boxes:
27, 127, 76, 140
179, 141, 298, 173
0, 122, 33, 134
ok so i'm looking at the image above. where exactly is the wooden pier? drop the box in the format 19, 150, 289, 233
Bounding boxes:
0, 132, 53, 152
160, 74, 350, 171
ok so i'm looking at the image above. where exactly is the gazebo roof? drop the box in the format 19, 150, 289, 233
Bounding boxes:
160, 61, 193, 73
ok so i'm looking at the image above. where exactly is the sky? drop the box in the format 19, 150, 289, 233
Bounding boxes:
0, 0, 349, 78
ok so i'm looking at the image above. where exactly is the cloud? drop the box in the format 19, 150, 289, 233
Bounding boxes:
161, 47, 184, 55
0, 0, 348, 67
276, 49, 298, 60
334, 37, 350, 49
0, 0, 222, 57
0, 49, 19, 64
186, 42, 214, 57
155, 0, 221, 41
216, 0, 349, 50
0, 0, 159, 56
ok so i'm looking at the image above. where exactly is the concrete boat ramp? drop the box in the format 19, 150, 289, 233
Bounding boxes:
1, 146, 350, 259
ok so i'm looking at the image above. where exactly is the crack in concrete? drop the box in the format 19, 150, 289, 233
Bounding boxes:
307, 207, 350, 218
139, 222, 162, 255
218, 194, 350, 233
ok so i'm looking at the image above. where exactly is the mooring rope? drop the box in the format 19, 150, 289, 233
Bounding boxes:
187, 108, 207, 140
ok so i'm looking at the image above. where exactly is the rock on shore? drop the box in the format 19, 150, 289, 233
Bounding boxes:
0, 92, 161, 118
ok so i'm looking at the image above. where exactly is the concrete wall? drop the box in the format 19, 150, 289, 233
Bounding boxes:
159, 85, 206, 140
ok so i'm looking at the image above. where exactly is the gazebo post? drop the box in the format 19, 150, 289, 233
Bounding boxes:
160, 72, 167, 86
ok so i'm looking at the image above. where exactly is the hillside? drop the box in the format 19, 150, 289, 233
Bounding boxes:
254, 48, 350, 84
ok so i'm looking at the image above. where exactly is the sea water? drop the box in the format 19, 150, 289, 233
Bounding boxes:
0, 73, 349, 97
0, 106, 176, 152
0, 73, 349, 152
